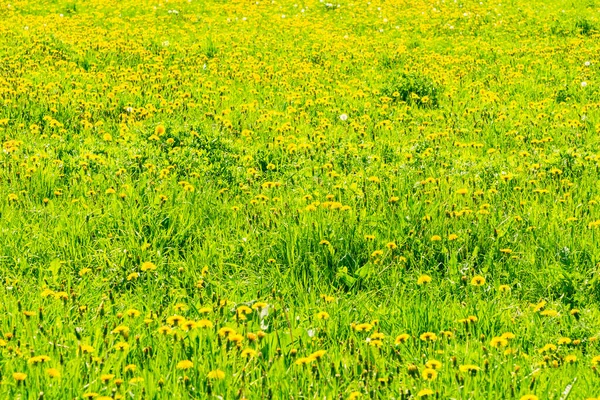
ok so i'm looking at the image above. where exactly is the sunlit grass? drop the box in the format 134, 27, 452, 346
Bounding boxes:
1, 0, 600, 398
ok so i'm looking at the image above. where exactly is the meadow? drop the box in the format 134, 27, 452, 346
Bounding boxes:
1, 0, 600, 398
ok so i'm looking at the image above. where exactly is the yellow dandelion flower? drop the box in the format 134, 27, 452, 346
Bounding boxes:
13, 372, 27, 381
316, 311, 330, 320
422, 368, 438, 381
207, 369, 226, 380
417, 388, 434, 397
420, 332, 437, 342
177, 360, 194, 370
141, 261, 157, 271
46, 368, 60, 378
470, 275, 486, 286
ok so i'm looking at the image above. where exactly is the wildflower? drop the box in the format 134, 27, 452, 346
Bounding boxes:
177, 360, 194, 370
520, 396, 538, 400
111, 325, 130, 336
417, 275, 432, 285
196, 319, 213, 328
207, 369, 226, 380
114, 342, 130, 351
499, 285, 511, 292
371, 250, 384, 257
353, 323, 373, 332
425, 359, 442, 370
430, 235, 442, 241
252, 301, 268, 310
459, 364, 480, 374
295, 357, 313, 365
564, 355, 577, 364
421, 368, 438, 381
490, 337, 508, 348
321, 295, 336, 303
395, 333, 410, 344
241, 348, 257, 358
370, 332, 385, 340
417, 388, 434, 397
124, 364, 136, 373
229, 333, 244, 344
80, 345, 95, 354
47, 368, 60, 378
127, 272, 140, 281
540, 310, 558, 317
538, 344, 557, 353
470, 275, 486, 286
558, 337, 572, 345
309, 350, 327, 361
316, 311, 330, 320
155, 125, 166, 135
13, 372, 27, 382
126, 309, 141, 318
141, 261, 157, 271
420, 332, 437, 342
28, 355, 51, 364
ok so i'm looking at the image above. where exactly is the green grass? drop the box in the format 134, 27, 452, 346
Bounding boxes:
1, 0, 600, 398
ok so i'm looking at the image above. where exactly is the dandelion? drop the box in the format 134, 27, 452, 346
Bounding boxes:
155, 125, 166, 135
558, 337, 571, 345
13, 372, 27, 382
499, 285, 511, 293
490, 337, 508, 348
420, 332, 437, 342
421, 368, 438, 381
80, 345, 95, 354
207, 369, 226, 380
47, 368, 61, 378
241, 348, 257, 358
417, 275, 432, 285
425, 359, 442, 370
417, 388, 435, 397
141, 261, 157, 271
564, 355, 577, 364
114, 342, 130, 351
309, 350, 327, 361
354, 323, 373, 332
459, 364, 480, 374
470, 275, 486, 286
177, 360, 194, 370
395, 333, 410, 345
316, 311, 330, 320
